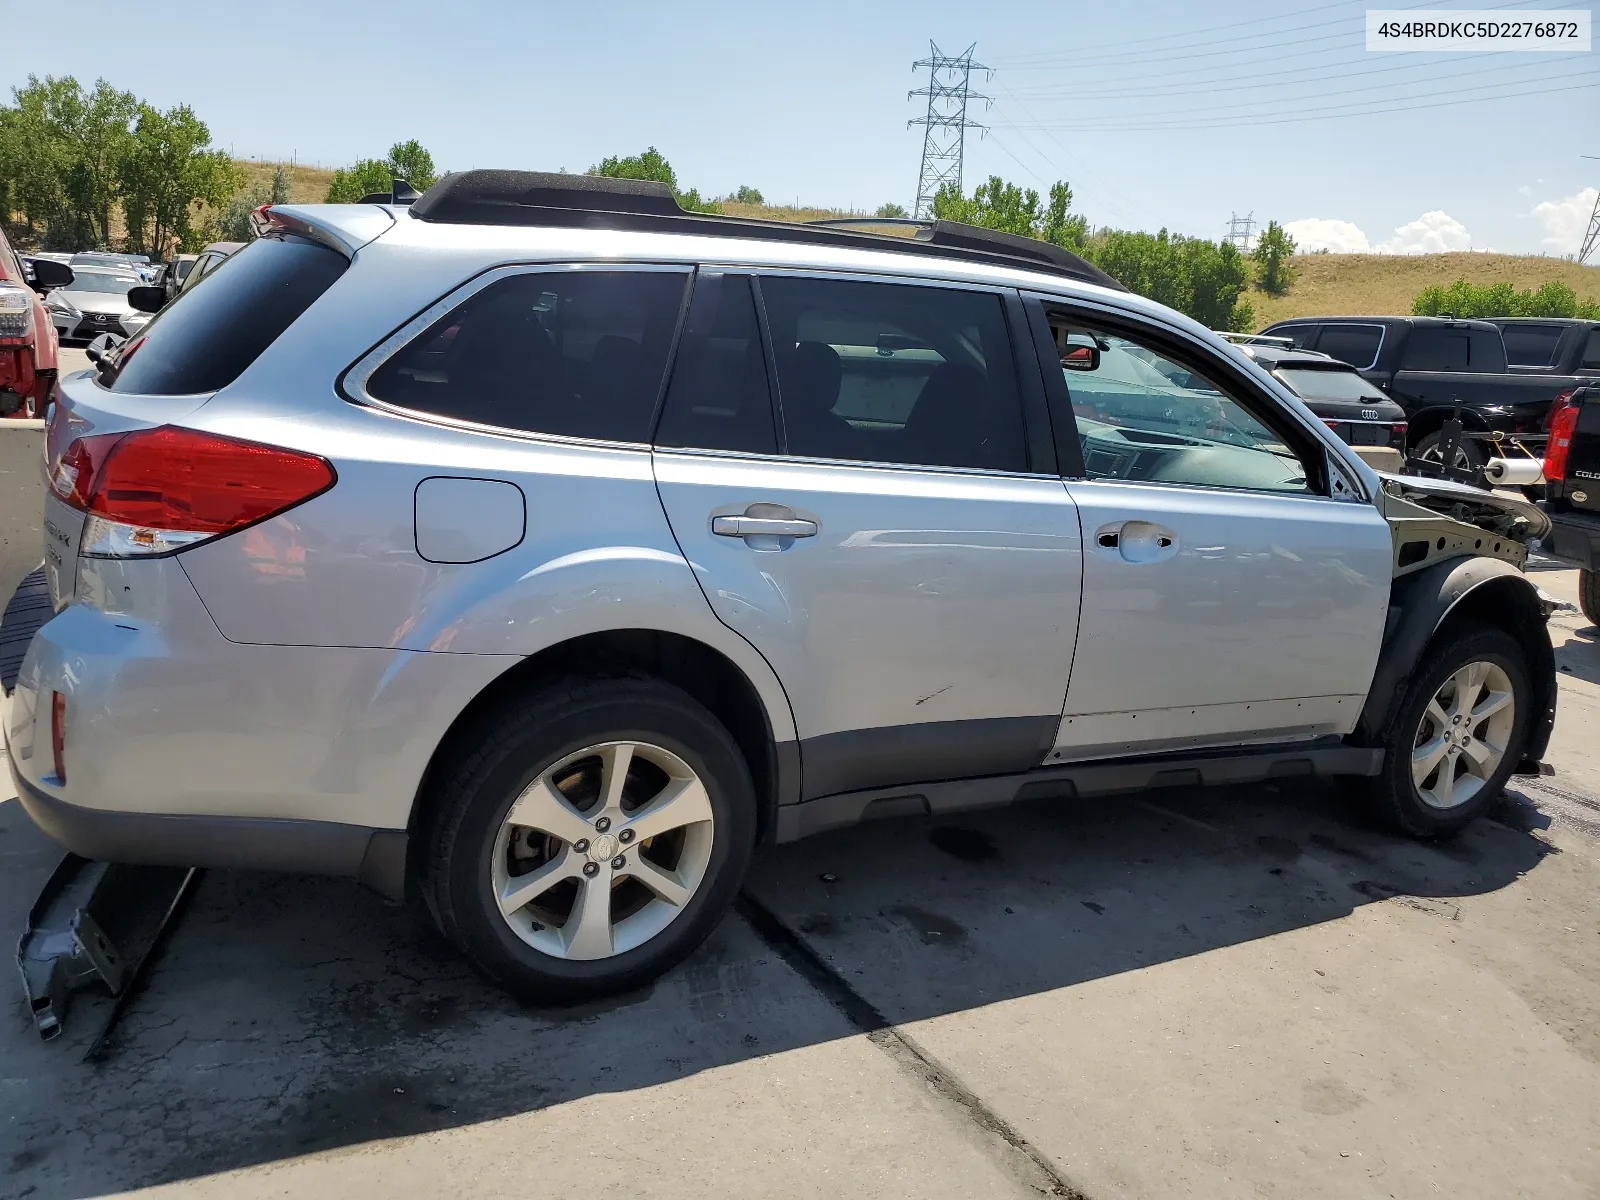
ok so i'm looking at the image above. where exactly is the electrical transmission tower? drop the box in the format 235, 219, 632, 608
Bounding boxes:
1580, 156, 1600, 265
1225, 212, 1256, 254
909, 43, 990, 219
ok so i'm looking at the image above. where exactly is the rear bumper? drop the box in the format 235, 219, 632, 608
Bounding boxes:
10, 763, 408, 900
1541, 507, 1600, 571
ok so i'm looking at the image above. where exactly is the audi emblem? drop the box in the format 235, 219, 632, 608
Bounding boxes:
1361, 408, 1379, 420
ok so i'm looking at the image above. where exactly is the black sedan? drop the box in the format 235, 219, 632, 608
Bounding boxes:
1241, 342, 1408, 472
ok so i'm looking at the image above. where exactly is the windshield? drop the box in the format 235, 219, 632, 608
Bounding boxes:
1276, 367, 1388, 403
65, 269, 138, 293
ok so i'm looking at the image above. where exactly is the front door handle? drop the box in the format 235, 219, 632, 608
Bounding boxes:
1094, 520, 1177, 563
712, 515, 818, 539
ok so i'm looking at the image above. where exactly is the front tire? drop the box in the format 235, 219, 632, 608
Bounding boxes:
1364, 624, 1531, 838
420, 676, 757, 1003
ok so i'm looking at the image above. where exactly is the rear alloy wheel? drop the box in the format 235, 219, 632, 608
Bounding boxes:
491, 740, 715, 961
1364, 625, 1530, 837
422, 676, 756, 1002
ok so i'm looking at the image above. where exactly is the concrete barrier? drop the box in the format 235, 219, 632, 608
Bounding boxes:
0, 421, 46, 603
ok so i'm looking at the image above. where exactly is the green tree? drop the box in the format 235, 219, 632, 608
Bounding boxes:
1252, 220, 1296, 296
1089, 228, 1253, 331
730, 184, 764, 205
1041, 181, 1088, 251
384, 139, 437, 191
325, 158, 394, 203
1412, 278, 1600, 319
874, 202, 909, 219
1, 76, 135, 249
119, 103, 237, 256
589, 146, 721, 213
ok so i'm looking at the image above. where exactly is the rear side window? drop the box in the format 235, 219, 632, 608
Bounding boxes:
367, 270, 688, 442
1401, 326, 1505, 372
758, 276, 1027, 473
655, 273, 775, 455
1500, 323, 1564, 367
108, 237, 345, 395
1582, 329, 1600, 371
1314, 324, 1383, 370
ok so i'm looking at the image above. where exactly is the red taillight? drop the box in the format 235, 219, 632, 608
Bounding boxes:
86, 427, 334, 534
50, 691, 66, 783
1545, 399, 1580, 482
1391, 422, 1408, 439
54, 426, 334, 556
1322, 419, 1340, 429
1543, 390, 1576, 433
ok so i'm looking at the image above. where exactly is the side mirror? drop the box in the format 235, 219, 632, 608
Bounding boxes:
84, 332, 126, 369
127, 285, 166, 314
1061, 344, 1101, 372
28, 258, 74, 293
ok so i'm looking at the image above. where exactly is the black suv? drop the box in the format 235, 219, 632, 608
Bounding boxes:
1259, 316, 1585, 473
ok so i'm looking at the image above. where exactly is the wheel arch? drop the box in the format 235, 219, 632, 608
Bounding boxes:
1354, 555, 1556, 764
401, 628, 797, 897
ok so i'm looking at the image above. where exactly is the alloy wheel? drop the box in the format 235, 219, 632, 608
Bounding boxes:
491, 740, 715, 960
1411, 659, 1516, 810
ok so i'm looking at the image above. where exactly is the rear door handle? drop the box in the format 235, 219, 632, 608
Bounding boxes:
712, 516, 818, 538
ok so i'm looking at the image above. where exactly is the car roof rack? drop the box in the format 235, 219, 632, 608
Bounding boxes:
408, 170, 1125, 292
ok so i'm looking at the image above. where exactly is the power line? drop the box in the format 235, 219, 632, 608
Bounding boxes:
989, 0, 1357, 62
1005, 50, 1547, 103
1581, 157, 1600, 264
909, 42, 990, 218
992, 79, 1600, 134
1011, 59, 1564, 124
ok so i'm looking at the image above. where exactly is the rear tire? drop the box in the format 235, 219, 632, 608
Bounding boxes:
1411, 430, 1486, 476
1361, 624, 1531, 838
1580, 569, 1600, 629
420, 675, 757, 1003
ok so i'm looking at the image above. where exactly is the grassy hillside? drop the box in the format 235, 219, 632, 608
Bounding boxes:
234, 159, 337, 204
1250, 252, 1600, 327
233, 162, 1598, 325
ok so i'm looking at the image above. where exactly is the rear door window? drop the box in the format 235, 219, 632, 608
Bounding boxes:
758, 276, 1028, 473
1313, 324, 1383, 370
366, 269, 689, 442
1500, 323, 1564, 367
107, 237, 347, 395
655, 273, 775, 454
1401, 326, 1505, 372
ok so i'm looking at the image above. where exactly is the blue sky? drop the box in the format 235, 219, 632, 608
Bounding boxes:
6, 0, 1597, 255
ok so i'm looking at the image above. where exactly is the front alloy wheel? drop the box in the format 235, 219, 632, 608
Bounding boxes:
492, 740, 715, 960
1410, 660, 1516, 810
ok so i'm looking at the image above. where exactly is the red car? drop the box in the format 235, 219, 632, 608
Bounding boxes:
0, 226, 70, 419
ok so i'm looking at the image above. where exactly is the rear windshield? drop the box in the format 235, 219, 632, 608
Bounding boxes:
1499, 323, 1564, 368
1275, 367, 1388, 403
105, 236, 347, 395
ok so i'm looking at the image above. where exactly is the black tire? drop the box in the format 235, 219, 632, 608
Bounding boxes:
0, 565, 52, 697
1360, 624, 1531, 838
1580, 569, 1600, 630
420, 675, 757, 1003
1411, 429, 1486, 476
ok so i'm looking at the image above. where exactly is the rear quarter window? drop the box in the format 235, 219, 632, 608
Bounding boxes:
1499, 323, 1564, 368
106, 237, 347, 395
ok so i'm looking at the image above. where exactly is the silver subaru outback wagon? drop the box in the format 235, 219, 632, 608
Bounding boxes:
6, 172, 1558, 1000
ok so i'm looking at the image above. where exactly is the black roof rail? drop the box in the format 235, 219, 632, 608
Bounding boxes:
356, 177, 420, 206
408, 170, 1125, 291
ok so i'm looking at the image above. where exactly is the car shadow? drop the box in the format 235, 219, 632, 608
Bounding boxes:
0, 778, 1557, 1197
